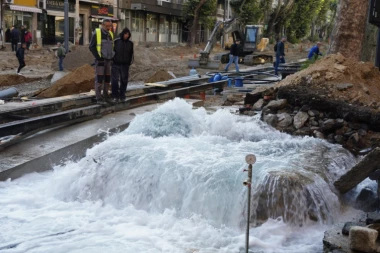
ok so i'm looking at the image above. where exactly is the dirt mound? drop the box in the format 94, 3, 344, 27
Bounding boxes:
62, 46, 95, 71
277, 53, 380, 110
36, 64, 95, 98
144, 69, 174, 83
0, 75, 41, 87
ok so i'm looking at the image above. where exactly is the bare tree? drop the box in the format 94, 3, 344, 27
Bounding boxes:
189, 0, 207, 47
265, 0, 295, 39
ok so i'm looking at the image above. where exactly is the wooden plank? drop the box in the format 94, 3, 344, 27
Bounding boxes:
334, 148, 380, 194
144, 82, 169, 87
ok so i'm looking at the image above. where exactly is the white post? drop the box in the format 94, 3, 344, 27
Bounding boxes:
243, 154, 256, 253
74, 0, 80, 45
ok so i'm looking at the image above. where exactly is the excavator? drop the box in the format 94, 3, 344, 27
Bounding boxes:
188, 18, 273, 69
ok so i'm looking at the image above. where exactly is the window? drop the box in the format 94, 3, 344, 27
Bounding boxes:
245, 27, 257, 43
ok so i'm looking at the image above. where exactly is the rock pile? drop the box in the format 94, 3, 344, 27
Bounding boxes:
277, 53, 380, 111
324, 212, 380, 253
231, 54, 380, 154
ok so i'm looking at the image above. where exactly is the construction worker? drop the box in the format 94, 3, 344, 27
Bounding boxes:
111, 27, 134, 102
308, 42, 323, 60
224, 39, 240, 73
89, 19, 115, 105
274, 36, 286, 76
56, 42, 66, 71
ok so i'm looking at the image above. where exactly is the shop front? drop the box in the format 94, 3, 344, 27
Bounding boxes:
89, 4, 118, 39
3, 0, 41, 43
38, 0, 75, 44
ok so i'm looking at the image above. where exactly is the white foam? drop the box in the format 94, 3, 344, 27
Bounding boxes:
0, 98, 358, 252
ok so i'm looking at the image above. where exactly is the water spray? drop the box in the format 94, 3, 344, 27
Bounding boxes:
243, 154, 256, 253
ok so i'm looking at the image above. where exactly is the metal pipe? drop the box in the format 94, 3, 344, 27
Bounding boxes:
64, 0, 69, 53
0, 87, 19, 99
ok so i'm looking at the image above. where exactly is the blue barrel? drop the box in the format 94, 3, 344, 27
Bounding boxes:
234, 78, 244, 87
227, 78, 232, 87
213, 73, 222, 82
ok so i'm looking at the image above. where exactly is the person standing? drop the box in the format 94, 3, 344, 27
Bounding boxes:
224, 39, 240, 73
5, 28, 11, 43
10, 26, 19, 52
111, 27, 133, 102
20, 25, 26, 44
274, 36, 286, 76
24, 30, 32, 50
16, 43, 26, 75
57, 42, 66, 71
89, 19, 115, 105
308, 42, 323, 60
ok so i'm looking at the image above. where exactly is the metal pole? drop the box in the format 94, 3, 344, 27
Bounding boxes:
243, 154, 256, 253
227, 0, 230, 19
222, 0, 226, 49
376, 27, 380, 69
64, 0, 69, 53
245, 163, 252, 253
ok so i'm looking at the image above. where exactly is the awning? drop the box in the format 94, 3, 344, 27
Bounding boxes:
79, 0, 99, 3
89, 15, 118, 21
47, 10, 75, 18
9, 5, 42, 13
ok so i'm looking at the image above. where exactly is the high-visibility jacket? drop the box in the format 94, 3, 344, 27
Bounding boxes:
95, 28, 114, 58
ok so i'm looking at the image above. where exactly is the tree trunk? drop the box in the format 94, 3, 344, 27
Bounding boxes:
361, 5, 378, 63
311, 21, 315, 41
189, 0, 207, 47
328, 0, 369, 60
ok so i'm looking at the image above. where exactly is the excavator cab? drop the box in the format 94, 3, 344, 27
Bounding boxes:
188, 19, 272, 69
243, 25, 259, 52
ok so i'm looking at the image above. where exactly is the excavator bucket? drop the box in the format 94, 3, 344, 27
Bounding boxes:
188, 59, 220, 69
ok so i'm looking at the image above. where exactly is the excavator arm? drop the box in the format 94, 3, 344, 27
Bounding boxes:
189, 18, 245, 69
202, 18, 245, 56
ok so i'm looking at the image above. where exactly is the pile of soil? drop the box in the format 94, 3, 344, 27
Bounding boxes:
35, 64, 95, 98
144, 69, 173, 83
277, 53, 380, 110
0, 75, 41, 87
60, 46, 95, 72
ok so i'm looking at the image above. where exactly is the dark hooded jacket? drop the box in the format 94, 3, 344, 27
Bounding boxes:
113, 28, 134, 65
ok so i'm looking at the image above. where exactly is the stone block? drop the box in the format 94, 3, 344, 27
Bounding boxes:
263, 99, 288, 111
277, 113, 293, 128
349, 226, 378, 252
293, 111, 309, 129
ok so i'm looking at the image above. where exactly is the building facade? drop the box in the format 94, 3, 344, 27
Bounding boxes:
1, 0, 230, 46
118, 0, 183, 44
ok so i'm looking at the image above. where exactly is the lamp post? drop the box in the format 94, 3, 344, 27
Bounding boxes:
64, 0, 69, 53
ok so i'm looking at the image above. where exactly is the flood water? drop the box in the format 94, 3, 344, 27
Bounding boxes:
0, 98, 360, 253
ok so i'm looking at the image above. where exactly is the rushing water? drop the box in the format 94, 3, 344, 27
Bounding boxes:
0, 98, 359, 253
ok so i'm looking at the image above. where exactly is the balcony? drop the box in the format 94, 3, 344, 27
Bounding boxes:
130, 0, 183, 16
